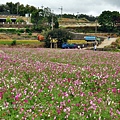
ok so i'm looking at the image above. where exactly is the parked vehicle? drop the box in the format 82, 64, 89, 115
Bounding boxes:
62, 43, 78, 49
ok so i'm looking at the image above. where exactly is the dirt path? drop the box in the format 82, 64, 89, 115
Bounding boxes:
97, 37, 117, 48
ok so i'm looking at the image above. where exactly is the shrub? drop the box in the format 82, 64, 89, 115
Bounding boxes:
11, 40, 16, 46
17, 29, 24, 33
26, 28, 31, 33
17, 32, 21, 36
28, 32, 32, 36
117, 45, 120, 49
0, 29, 17, 33
6, 17, 12, 23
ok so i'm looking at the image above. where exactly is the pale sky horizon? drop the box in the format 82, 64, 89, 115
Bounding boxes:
1, 0, 120, 16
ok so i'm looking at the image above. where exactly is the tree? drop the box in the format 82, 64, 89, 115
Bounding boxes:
31, 9, 45, 32
0, 4, 5, 12
18, 4, 25, 16
98, 10, 120, 32
111, 11, 120, 28
44, 29, 73, 48
31, 7, 59, 32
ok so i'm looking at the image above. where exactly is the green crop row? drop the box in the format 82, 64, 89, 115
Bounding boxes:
0, 40, 42, 45
67, 40, 87, 44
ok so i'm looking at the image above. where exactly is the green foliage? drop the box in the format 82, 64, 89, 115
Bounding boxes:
0, 29, 17, 33
17, 29, 24, 33
6, 2, 37, 16
54, 21, 59, 28
16, 18, 25, 23
17, 32, 21, 36
11, 40, 16, 46
31, 10, 44, 24
26, 28, 31, 33
0, 40, 44, 46
6, 17, 12, 23
98, 11, 120, 32
31, 8, 59, 32
28, 32, 32, 36
44, 29, 73, 48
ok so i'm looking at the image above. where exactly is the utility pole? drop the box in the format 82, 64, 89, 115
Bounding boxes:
17, 2, 19, 15
77, 12, 79, 19
59, 6, 63, 18
95, 20, 97, 34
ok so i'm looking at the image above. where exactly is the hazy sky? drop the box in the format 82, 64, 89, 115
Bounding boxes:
1, 0, 120, 16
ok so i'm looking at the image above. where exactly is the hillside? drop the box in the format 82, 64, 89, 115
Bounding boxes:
0, 33, 38, 40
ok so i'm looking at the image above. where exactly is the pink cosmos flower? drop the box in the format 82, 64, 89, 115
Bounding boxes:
57, 109, 61, 114
15, 94, 21, 101
84, 107, 87, 111
118, 89, 120, 94
20, 108, 24, 112
64, 92, 69, 97
76, 103, 80, 107
38, 89, 42, 92
90, 100, 93, 105
24, 99, 28, 103
116, 110, 120, 115
68, 99, 71, 103
97, 98, 102, 104
0, 92, 3, 100
15, 95, 19, 101
68, 78, 71, 82
112, 88, 117, 93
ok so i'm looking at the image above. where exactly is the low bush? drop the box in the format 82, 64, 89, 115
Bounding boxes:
17, 29, 25, 33
17, 32, 21, 36
0, 28, 16, 33
28, 32, 32, 36
11, 40, 16, 46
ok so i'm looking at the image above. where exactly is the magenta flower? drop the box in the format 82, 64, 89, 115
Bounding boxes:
57, 109, 61, 114
84, 107, 87, 111
97, 98, 102, 104
67, 99, 71, 103
0, 92, 3, 100
15, 96, 19, 101
20, 108, 24, 112
112, 88, 117, 93
38, 89, 42, 93
76, 103, 80, 107
64, 92, 69, 97
68, 78, 71, 82
15, 94, 21, 101
24, 99, 28, 103
118, 89, 120, 94
116, 110, 120, 115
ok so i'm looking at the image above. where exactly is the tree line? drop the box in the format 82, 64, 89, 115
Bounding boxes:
0, 2, 120, 33
0, 2, 96, 20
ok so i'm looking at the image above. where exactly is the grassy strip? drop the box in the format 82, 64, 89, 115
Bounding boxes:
0, 39, 42, 45
68, 40, 87, 44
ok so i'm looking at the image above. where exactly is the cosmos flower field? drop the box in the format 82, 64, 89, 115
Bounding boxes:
0, 48, 120, 120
